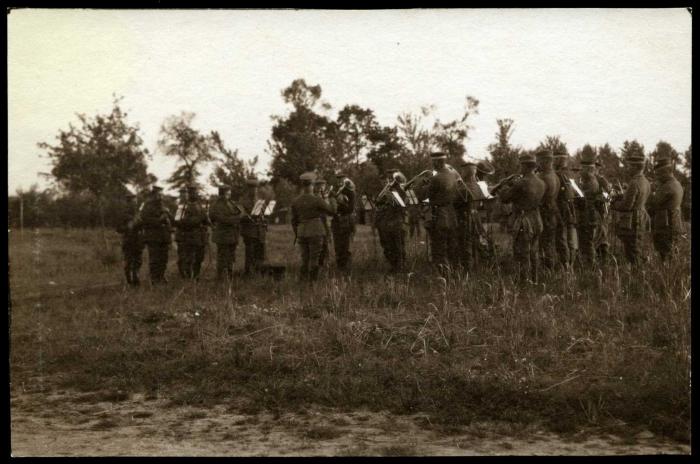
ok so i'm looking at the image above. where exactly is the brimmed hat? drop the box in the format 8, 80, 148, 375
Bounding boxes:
151, 185, 163, 194
245, 177, 259, 186
519, 152, 537, 164
553, 152, 569, 159
580, 150, 597, 166
459, 156, 478, 167
430, 151, 447, 160
623, 153, 646, 165
476, 160, 495, 176
654, 156, 674, 170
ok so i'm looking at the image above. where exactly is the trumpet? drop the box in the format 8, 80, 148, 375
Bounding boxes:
402, 170, 435, 190
490, 173, 522, 195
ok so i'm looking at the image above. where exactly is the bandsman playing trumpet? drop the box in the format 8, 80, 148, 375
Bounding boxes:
331, 170, 356, 273
455, 156, 486, 272
554, 152, 579, 269
374, 168, 409, 273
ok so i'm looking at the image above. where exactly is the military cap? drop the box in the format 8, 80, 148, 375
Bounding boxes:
476, 160, 495, 176
535, 148, 553, 160
580, 149, 597, 166
300, 171, 317, 185
245, 177, 259, 186
519, 152, 537, 164
151, 185, 163, 193
654, 156, 674, 170
623, 153, 646, 165
459, 156, 478, 166
553, 151, 569, 159
430, 151, 447, 160
218, 185, 230, 194
570, 164, 582, 172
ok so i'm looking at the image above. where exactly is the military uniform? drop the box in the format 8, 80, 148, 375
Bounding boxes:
647, 157, 684, 261
499, 153, 546, 282
293, 172, 337, 281
375, 170, 408, 273
240, 178, 267, 274
174, 188, 188, 277
331, 172, 356, 272
594, 167, 612, 262
536, 150, 561, 270
577, 152, 606, 267
455, 158, 487, 272
426, 153, 459, 271
554, 155, 579, 269
612, 154, 651, 265
174, 188, 209, 279
139, 186, 172, 283
116, 194, 145, 286
209, 186, 242, 280
314, 179, 332, 268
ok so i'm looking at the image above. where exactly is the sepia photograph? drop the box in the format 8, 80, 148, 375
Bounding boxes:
7, 8, 692, 456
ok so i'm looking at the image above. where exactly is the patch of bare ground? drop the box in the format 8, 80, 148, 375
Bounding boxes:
10, 388, 690, 457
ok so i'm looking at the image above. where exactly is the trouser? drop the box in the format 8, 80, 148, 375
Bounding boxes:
298, 236, 324, 281
514, 229, 540, 283
146, 242, 169, 283
332, 218, 354, 271
596, 220, 611, 263
378, 225, 406, 272
540, 211, 558, 270
122, 244, 144, 286
618, 231, 645, 266
178, 243, 204, 279
456, 222, 476, 272
429, 226, 458, 272
579, 225, 599, 267
409, 218, 421, 238
319, 235, 329, 267
216, 242, 237, 280
653, 231, 676, 262
555, 223, 578, 269
243, 236, 265, 273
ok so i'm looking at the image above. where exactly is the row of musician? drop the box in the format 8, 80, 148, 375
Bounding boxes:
117, 147, 685, 285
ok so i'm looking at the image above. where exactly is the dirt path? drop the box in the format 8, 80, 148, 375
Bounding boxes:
10, 388, 689, 457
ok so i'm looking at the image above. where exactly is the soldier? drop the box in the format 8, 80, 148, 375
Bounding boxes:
577, 150, 607, 268
331, 170, 356, 272
611, 152, 651, 266
116, 192, 145, 286
455, 157, 487, 272
426, 152, 459, 274
240, 177, 267, 275
209, 185, 242, 280
594, 159, 613, 263
553, 152, 579, 270
536, 149, 561, 271
174, 187, 188, 277
647, 154, 684, 262
175, 186, 209, 280
139, 185, 172, 284
292, 172, 337, 282
497, 152, 546, 283
313, 177, 332, 269
375, 168, 409, 273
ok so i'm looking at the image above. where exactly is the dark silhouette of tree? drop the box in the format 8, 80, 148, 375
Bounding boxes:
488, 118, 520, 181
38, 96, 150, 243
209, 131, 257, 201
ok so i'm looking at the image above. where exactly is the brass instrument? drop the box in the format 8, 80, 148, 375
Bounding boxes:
490, 173, 522, 195
402, 170, 435, 190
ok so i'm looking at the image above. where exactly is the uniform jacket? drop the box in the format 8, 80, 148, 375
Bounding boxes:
427, 167, 458, 229
578, 174, 604, 227
240, 194, 267, 240
209, 196, 242, 244
454, 180, 484, 234
335, 178, 356, 216
115, 203, 144, 249
612, 172, 651, 233
647, 175, 683, 234
374, 183, 408, 231
500, 173, 545, 237
555, 169, 578, 226
292, 193, 336, 238
138, 198, 173, 244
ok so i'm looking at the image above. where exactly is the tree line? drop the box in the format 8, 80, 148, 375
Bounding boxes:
8, 80, 692, 230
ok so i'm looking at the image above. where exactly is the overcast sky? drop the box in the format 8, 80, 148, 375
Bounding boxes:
8, 8, 692, 195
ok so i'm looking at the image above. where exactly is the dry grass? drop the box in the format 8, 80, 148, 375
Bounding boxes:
8, 224, 691, 443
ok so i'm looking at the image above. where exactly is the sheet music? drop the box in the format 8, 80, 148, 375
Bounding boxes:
361, 195, 373, 210
264, 200, 276, 216
175, 205, 185, 221
569, 179, 584, 198
251, 199, 266, 216
405, 190, 418, 205
476, 181, 493, 200
391, 190, 406, 208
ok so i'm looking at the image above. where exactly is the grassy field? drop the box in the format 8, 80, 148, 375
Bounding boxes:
9, 224, 691, 444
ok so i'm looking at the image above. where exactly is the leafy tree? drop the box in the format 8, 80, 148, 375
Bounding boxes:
596, 143, 625, 183
337, 105, 379, 167
432, 96, 480, 167
537, 135, 569, 158
395, 108, 435, 178
269, 79, 339, 184
39, 96, 150, 241
158, 111, 216, 191
487, 118, 520, 181
209, 131, 257, 201
365, 126, 404, 174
